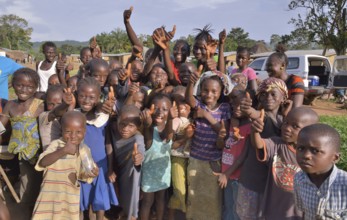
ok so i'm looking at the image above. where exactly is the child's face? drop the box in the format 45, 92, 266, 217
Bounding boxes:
266, 57, 284, 78
48, 75, 60, 86
236, 51, 250, 69
108, 74, 118, 87
62, 119, 85, 146
93, 65, 109, 87
179, 64, 194, 86
258, 88, 284, 111
130, 61, 143, 82
152, 98, 171, 125
173, 42, 188, 63
117, 112, 139, 139
44, 46, 56, 62
46, 92, 63, 111
68, 77, 78, 93
81, 50, 92, 65
193, 39, 207, 61
150, 66, 168, 89
296, 134, 339, 176
281, 110, 312, 144
201, 78, 222, 108
133, 92, 145, 110
13, 75, 37, 102
77, 85, 100, 112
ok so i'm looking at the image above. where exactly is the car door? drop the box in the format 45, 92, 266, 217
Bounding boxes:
249, 57, 268, 80
331, 56, 347, 88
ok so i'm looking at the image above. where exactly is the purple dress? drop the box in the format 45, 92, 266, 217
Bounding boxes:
80, 119, 118, 211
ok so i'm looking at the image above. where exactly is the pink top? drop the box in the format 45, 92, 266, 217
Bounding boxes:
231, 67, 257, 81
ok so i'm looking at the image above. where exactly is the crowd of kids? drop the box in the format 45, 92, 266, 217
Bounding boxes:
0, 6, 346, 220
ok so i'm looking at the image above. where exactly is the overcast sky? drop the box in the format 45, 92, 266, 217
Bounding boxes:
0, 0, 303, 42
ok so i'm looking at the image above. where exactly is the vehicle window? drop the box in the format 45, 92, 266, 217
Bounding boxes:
249, 59, 265, 71
287, 57, 299, 69
334, 59, 347, 73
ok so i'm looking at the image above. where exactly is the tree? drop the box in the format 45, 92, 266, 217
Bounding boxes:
289, 0, 347, 55
270, 34, 282, 49
224, 27, 256, 51
0, 14, 33, 50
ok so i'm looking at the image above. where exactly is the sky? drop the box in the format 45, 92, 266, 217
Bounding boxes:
0, 0, 304, 43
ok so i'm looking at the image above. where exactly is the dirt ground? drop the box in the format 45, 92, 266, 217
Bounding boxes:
309, 97, 347, 116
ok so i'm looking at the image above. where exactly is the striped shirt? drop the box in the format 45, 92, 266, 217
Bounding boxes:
286, 74, 305, 98
294, 166, 347, 220
190, 100, 231, 161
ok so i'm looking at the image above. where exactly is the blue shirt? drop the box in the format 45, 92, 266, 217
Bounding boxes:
294, 165, 347, 220
0, 56, 22, 99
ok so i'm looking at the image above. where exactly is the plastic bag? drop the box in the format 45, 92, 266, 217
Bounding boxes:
79, 143, 97, 183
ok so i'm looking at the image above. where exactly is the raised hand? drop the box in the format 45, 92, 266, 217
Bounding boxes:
152, 27, 168, 50
169, 101, 178, 120
281, 100, 293, 117
128, 82, 140, 96
140, 104, 155, 127
219, 29, 226, 45
90, 36, 98, 49
117, 66, 130, 82
165, 25, 176, 41
132, 142, 143, 166
63, 87, 75, 107
206, 39, 219, 60
63, 140, 78, 155
123, 6, 133, 23
252, 109, 265, 133
108, 86, 115, 101
240, 92, 253, 116
189, 70, 200, 85
218, 120, 227, 140
56, 53, 65, 73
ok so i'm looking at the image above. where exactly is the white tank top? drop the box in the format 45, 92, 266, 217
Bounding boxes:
37, 61, 57, 92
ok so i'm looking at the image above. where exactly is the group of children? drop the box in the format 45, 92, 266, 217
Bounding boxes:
0, 6, 346, 220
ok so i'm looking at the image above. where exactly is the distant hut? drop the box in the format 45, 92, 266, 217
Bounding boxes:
250, 41, 271, 55
6, 50, 27, 63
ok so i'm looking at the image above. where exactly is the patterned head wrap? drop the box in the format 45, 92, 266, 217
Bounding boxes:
256, 77, 288, 100
193, 70, 234, 97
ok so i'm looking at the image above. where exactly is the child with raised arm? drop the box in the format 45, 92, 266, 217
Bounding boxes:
0, 68, 44, 216
251, 106, 319, 220
140, 94, 178, 220
295, 124, 347, 219
32, 111, 98, 220
110, 105, 145, 220
236, 77, 291, 220
185, 69, 233, 220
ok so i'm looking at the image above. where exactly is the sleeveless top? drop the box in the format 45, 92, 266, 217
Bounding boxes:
37, 61, 57, 92
8, 98, 43, 164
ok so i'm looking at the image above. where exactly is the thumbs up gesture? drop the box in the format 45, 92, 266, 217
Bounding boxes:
252, 109, 265, 133
63, 87, 75, 107
123, 6, 133, 23
169, 101, 178, 120
219, 29, 226, 45
140, 104, 155, 127
165, 25, 176, 41
56, 53, 65, 73
218, 120, 227, 140
132, 142, 143, 166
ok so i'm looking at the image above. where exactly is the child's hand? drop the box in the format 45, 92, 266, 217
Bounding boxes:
108, 170, 116, 183
152, 27, 169, 50
132, 45, 143, 61
140, 104, 154, 127
63, 141, 78, 155
189, 71, 200, 85
63, 87, 76, 107
281, 100, 293, 117
193, 106, 206, 119
206, 57, 217, 71
164, 25, 176, 41
56, 53, 65, 73
218, 120, 227, 140
213, 172, 228, 188
184, 123, 195, 139
90, 166, 99, 178
128, 82, 140, 96
240, 92, 254, 117
169, 101, 178, 120
252, 109, 265, 133
117, 67, 130, 82
219, 29, 226, 45
90, 36, 98, 49
132, 142, 143, 166
123, 6, 133, 23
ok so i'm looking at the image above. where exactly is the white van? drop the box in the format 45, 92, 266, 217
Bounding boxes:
249, 54, 332, 87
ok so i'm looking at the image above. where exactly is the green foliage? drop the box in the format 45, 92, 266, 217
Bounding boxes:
0, 14, 33, 50
93, 28, 132, 54
320, 115, 347, 171
224, 27, 256, 51
288, 0, 347, 55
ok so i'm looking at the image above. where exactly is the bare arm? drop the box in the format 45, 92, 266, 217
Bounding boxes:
218, 29, 226, 74
163, 47, 179, 86
250, 118, 265, 150
142, 46, 161, 77
123, 6, 143, 48
291, 94, 304, 108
